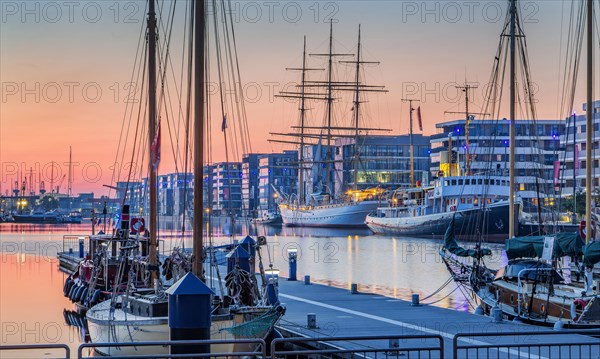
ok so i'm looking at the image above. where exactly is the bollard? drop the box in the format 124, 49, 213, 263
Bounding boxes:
411, 294, 420, 306
351, 283, 358, 294
474, 305, 485, 316
307, 313, 317, 329
78, 237, 85, 258
239, 236, 256, 274
389, 338, 400, 355
226, 245, 250, 273
166, 272, 214, 355
491, 306, 503, 323
288, 249, 297, 281
304, 275, 311, 285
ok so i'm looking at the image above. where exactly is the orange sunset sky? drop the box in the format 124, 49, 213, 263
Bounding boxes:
1, 1, 598, 196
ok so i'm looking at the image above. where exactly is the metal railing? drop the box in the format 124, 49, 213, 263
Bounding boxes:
0, 344, 70, 359
271, 334, 444, 359
77, 338, 266, 359
453, 330, 600, 359
62, 235, 89, 257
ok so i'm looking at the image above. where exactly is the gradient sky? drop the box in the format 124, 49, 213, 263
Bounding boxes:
1, 1, 598, 195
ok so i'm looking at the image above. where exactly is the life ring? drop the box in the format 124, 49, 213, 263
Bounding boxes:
570, 298, 588, 321
579, 220, 596, 239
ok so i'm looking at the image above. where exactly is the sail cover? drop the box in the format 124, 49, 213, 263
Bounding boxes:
442, 215, 492, 258
505, 232, 584, 260
582, 241, 600, 267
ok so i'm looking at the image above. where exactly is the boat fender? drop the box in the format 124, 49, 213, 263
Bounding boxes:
90, 289, 101, 306
63, 278, 74, 297
80, 287, 89, 305
73, 285, 85, 303
67, 282, 79, 301
70, 284, 81, 302
570, 298, 588, 321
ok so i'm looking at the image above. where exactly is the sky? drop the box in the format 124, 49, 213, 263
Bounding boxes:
1, 0, 599, 196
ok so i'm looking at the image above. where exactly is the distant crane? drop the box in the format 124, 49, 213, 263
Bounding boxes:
56, 175, 66, 194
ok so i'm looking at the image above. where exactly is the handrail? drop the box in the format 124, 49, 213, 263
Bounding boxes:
0, 344, 70, 359
78, 339, 266, 359
516, 267, 555, 318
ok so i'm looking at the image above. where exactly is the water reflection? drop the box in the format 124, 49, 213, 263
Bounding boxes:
0, 221, 508, 352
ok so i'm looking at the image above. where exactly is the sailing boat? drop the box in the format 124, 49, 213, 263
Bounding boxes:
85, 1, 283, 355
441, 0, 600, 328
274, 24, 388, 228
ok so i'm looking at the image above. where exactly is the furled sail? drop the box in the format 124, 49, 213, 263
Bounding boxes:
505, 232, 584, 260
442, 215, 492, 258
582, 241, 600, 267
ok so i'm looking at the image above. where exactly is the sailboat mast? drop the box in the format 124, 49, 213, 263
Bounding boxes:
585, 0, 593, 243
68, 146, 72, 198
325, 21, 334, 197
401, 98, 419, 186
508, 0, 517, 238
464, 88, 470, 175
299, 37, 307, 204
572, 112, 577, 224
352, 26, 361, 191
193, 0, 206, 279
147, 0, 158, 283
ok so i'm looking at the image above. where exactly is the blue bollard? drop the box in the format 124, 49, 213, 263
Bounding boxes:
239, 236, 256, 258
239, 236, 256, 274
288, 249, 297, 281
166, 272, 214, 355
78, 237, 85, 258
226, 245, 251, 273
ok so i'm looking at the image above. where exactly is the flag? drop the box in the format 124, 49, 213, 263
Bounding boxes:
221, 115, 227, 132
575, 144, 580, 173
554, 160, 560, 187
151, 121, 161, 170
417, 106, 423, 131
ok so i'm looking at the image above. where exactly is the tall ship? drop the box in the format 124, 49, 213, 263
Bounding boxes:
273, 24, 388, 228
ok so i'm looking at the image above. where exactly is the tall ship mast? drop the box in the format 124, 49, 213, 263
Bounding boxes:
272, 24, 389, 228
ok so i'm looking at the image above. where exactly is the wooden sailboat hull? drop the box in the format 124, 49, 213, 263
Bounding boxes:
475, 281, 600, 329
279, 200, 379, 228
86, 299, 272, 356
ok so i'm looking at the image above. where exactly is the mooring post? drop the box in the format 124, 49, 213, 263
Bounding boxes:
226, 245, 251, 273
166, 272, 214, 355
288, 248, 297, 281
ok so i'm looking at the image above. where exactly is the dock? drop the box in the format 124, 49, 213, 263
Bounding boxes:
272, 276, 600, 358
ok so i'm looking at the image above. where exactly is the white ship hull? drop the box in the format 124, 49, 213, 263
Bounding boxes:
86, 299, 267, 356
279, 201, 380, 228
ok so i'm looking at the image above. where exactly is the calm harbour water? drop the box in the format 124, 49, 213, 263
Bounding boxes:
0, 221, 508, 357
